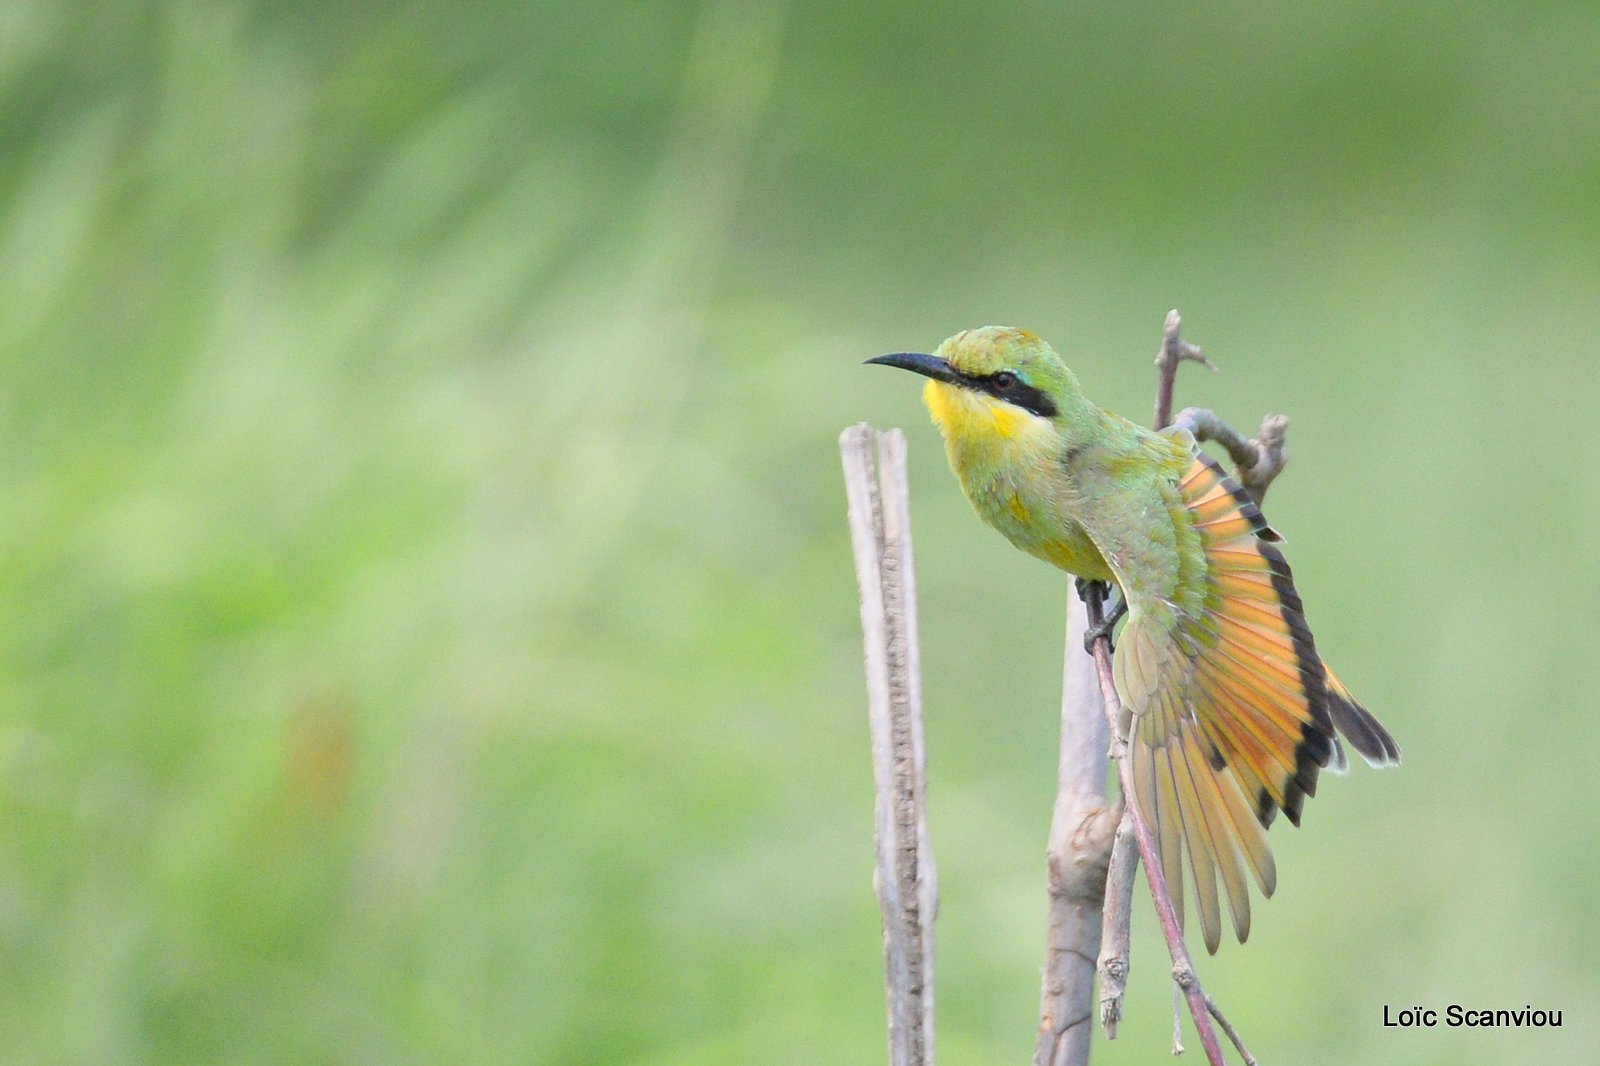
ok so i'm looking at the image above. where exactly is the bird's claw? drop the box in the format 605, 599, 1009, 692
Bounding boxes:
1078, 580, 1126, 654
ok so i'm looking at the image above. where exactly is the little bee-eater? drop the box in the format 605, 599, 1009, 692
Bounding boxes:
869, 326, 1399, 953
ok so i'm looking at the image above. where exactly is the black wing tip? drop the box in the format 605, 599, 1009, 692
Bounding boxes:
1282, 787, 1307, 827
1326, 687, 1403, 767
1257, 701, 1393, 831
1255, 786, 1277, 828
1281, 734, 1329, 827
1299, 725, 1336, 770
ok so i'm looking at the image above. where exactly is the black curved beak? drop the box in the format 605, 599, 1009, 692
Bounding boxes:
864, 352, 963, 384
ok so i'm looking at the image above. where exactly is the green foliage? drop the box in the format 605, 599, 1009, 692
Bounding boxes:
2, 1, 1596, 1062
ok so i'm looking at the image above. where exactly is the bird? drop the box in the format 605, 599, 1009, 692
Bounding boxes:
868, 325, 1399, 954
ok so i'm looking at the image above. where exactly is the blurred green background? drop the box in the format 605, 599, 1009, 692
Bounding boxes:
4, 1, 1597, 1063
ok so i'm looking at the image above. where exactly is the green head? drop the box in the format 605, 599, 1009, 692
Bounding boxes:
867, 326, 1088, 445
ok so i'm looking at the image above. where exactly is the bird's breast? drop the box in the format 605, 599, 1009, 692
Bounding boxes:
948, 443, 1115, 583
1035, 521, 1115, 580
922, 381, 1116, 581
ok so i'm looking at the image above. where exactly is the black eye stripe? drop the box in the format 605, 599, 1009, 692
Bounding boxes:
967, 371, 1058, 418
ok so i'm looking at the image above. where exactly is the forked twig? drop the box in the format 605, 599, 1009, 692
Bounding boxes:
1154, 308, 1216, 430
1171, 407, 1288, 506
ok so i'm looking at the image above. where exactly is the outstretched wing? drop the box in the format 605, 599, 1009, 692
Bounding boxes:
1108, 452, 1385, 953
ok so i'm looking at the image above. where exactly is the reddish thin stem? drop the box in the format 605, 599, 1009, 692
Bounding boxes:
1084, 591, 1226, 1066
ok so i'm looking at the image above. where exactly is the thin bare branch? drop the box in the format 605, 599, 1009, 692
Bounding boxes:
1173, 982, 1186, 1056
1034, 595, 1118, 1066
1206, 994, 1259, 1065
841, 424, 938, 1066
1095, 802, 1136, 1038
1154, 309, 1216, 430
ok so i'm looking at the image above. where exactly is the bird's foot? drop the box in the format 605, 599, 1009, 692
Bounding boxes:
1077, 580, 1127, 653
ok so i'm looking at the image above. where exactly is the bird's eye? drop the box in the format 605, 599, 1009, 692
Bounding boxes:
993, 371, 1017, 390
